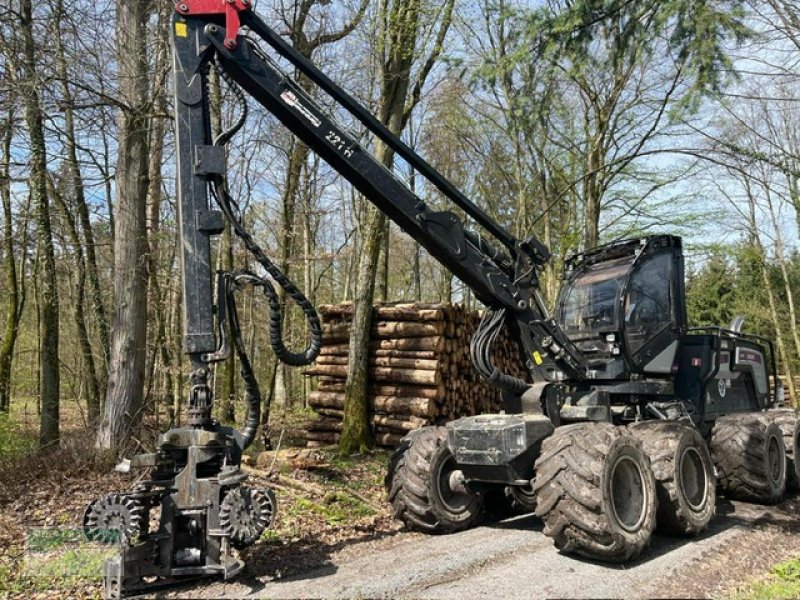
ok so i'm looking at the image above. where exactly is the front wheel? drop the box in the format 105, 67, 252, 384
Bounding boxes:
534, 423, 657, 562
386, 426, 483, 533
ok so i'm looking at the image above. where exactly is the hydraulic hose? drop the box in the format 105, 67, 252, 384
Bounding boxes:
209, 60, 322, 367
223, 272, 261, 449
469, 308, 529, 394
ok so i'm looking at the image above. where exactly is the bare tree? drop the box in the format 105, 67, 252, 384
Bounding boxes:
12, 0, 61, 447
0, 101, 20, 413
340, 0, 455, 454
97, 0, 152, 451
266, 0, 368, 418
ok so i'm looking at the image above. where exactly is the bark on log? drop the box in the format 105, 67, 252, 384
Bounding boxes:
307, 418, 343, 432
315, 408, 345, 418
304, 364, 440, 385
371, 337, 445, 352
323, 321, 445, 339
318, 304, 446, 322
314, 356, 440, 371
320, 346, 441, 360
308, 391, 435, 417
374, 432, 404, 446
371, 414, 428, 430
316, 380, 444, 400
372, 349, 439, 359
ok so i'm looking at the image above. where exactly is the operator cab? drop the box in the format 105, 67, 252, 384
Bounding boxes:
557, 235, 686, 380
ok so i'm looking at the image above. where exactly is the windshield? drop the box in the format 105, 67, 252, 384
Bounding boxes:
560, 261, 630, 339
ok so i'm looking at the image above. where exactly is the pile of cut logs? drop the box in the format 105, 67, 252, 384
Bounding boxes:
302, 302, 529, 447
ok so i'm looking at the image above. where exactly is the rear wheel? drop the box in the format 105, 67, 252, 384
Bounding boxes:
711, 413, 786, 504
386, 426, 483, 533
629, 421, 716, 535
533, 422, 657, 562
769, 409, 800, 491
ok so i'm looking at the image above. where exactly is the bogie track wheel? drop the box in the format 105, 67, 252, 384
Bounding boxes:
711, 413, 787, 504
533, 422, 657, 562
386, 426, 482, 533
629, 421, 716, 536
220, 486, 276, 549
769, 409, 800, 491
83, 493, 145, 544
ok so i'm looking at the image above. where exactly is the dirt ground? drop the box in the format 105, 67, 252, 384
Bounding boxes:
170, 494, 800, 600
2, 438, 800, 600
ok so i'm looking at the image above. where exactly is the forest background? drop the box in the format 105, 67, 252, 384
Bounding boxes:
1, 0, 800, 454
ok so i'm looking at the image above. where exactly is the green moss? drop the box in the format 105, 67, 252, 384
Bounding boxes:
284, 492, 374, 526
733, 557, 800, 600
0, 411, 37, 460
1, 547, 111, 595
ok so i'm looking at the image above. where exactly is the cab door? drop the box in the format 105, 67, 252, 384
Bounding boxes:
622, 250, 685, 374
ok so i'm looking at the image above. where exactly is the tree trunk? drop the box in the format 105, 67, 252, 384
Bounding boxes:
97, 0, 151, 451
51, 0, 108, 401
743, 180, 797, 401
17, 0, 60, 447
582, 134, 603, 249
48, 176, 101, 423
0, 109, 18, 413
51, 0, 101, 422
340, 0, 454, 454
763, 185, 800, 361
144, 3, 171, 423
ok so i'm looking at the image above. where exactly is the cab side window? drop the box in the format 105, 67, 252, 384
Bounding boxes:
624, 253, 672, 354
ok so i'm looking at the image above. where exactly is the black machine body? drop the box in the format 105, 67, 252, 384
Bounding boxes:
448, 235, 781, 486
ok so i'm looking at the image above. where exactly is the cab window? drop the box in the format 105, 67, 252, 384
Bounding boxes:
623, 253, 673, 354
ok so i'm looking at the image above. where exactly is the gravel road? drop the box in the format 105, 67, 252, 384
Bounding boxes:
174, 495, 800, 599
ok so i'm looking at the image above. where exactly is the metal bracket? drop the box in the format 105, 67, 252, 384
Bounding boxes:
194, 144, 226, 176
197, 210, 225, 234
175, 0, 251, 49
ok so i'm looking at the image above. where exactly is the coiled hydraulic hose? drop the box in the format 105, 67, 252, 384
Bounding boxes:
209, 60, 322, 368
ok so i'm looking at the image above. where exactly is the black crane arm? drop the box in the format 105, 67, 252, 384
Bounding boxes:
171, 2, 589, 423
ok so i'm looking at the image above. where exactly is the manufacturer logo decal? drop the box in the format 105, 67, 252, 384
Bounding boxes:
718, 379, 727, 397
738, 350, 763, 364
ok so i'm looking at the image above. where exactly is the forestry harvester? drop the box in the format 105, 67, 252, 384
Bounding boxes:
83, 0, 800, 596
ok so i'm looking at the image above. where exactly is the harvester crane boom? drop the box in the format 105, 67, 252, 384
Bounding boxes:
172, 0, 589, 412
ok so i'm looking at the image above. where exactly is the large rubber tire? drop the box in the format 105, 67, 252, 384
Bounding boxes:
533, 422, 657, 562
711, 413, 787, 504
386, 426, 483, 533
628, 421, 716, 536
769, 409, 800, 491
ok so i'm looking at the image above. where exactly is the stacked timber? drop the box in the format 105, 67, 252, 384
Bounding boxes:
772, 376, 800, 406
302, 302, 529, 447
